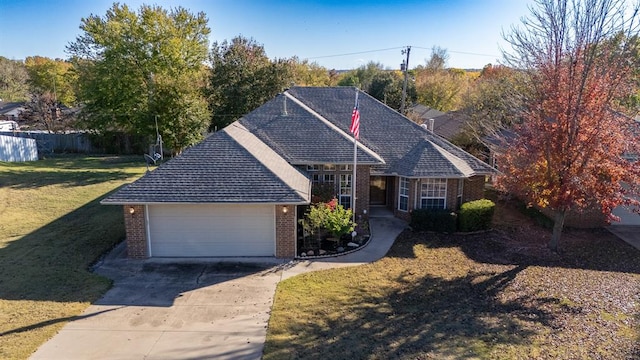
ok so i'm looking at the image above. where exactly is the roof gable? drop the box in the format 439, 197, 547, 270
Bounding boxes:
102, 126, 311, 204
285, 86, 494, 177
239, 93, 383, 165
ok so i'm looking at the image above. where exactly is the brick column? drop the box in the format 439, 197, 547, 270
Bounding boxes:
123, 205, 148, 259
355, 165, 370, 221
275, 205, 296, 258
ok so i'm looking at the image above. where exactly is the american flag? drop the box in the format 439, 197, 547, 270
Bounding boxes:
350, 95, 360, 139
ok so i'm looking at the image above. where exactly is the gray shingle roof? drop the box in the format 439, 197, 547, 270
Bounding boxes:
103, 86, 495, 205
238, 93, 383, 165
286, 86, 494, 177
101, 124, 311, 204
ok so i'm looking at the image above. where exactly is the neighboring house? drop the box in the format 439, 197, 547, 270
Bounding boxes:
0, 101, 26, 121
428, 111, 470, 140
408, 104, 444, 123
102, 87, 496, 259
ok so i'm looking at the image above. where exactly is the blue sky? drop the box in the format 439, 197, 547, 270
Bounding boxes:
0, 0, 531, 70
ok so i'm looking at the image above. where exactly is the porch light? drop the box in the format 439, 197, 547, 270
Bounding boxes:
129, 206, 135, 214
282, 205, 288, 214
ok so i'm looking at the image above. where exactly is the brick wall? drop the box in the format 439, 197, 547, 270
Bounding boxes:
463, 176, 486, 204
355, 165, 370, 220
275, 205, 296, 258
123, 205, 148, 259
538, 206, 607, 228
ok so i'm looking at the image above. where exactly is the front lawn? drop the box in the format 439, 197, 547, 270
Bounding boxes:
264, 200, 640, 359
0, 155, 146, 359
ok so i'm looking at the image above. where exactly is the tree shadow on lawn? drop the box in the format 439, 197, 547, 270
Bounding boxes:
268, 264, 565, 359
0, 169, 134, 189
389, 228, 640, 275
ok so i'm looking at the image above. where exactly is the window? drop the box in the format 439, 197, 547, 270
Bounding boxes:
323, 173, 335, 184
307, 165, 320, 171
421, 178, 447, 209
398, 177, 409, 211
323, 164, 336, 171
339, 164, 352, 171
312, 174, 321, 184
339, 174, 352, 209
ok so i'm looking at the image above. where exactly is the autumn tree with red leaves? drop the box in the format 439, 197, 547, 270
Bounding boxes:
499, 0, 640, 251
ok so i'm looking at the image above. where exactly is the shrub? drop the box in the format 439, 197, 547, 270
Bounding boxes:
410, 209, 457, 233
458, 199, 495, 232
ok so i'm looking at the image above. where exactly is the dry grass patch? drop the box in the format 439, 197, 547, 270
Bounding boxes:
265, 200, 640, 359
0, 155, 146, 359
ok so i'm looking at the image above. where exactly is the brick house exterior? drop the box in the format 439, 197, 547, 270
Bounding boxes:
104, 87, 495, 259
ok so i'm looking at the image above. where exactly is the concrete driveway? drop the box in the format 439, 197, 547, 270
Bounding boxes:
30, 215, 407, 360
30, 259, 284, 360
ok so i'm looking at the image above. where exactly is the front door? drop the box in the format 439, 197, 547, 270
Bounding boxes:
370, 176, 387, 205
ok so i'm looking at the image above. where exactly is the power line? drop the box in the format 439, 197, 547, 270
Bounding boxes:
307, 47, 405, 60
306, 46, 499, 61
411, 46, 499, 58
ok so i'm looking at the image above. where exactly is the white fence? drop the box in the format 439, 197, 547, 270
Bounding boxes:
0, 131, 96, 154
0, 134, 38, 162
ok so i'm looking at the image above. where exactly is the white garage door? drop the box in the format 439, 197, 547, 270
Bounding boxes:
148, 204, 275, 257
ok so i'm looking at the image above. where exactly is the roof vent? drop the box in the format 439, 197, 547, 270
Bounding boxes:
282, 95, 288, 116
428, 118, 435, 132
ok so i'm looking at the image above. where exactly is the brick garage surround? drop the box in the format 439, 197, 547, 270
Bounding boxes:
463, 176, 486, 204
123, 205, 148, 259
275, 205, 296, 258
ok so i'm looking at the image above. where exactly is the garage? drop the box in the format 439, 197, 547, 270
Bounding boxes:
148, 204, 276, 257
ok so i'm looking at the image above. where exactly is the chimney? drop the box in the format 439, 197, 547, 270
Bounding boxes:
428, 118, 435, 132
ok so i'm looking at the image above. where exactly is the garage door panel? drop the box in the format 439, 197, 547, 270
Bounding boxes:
148, 204, 275, 257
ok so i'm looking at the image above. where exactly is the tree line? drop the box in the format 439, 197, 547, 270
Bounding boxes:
1, 1, 639, 250
0, 3, 532, 153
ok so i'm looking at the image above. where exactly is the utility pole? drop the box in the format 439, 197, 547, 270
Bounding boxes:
400, 46, 411, 114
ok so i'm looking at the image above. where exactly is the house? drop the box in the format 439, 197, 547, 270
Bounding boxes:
0, 101, 26, 121
102, 87, 496, 259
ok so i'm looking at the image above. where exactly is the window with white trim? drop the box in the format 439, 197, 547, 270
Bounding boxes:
398, 177, 409, 211
339, 174, 352, 209
339, 164, 352, 171
323, 173, 335, 184
307, 165, 320, 171
421, 178, 447, 209
312, 174, 321, 184
323, 164, 336, 171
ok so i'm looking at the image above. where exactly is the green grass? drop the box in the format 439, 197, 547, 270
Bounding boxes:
264, 202, 640, 359
0, 155, 146, 359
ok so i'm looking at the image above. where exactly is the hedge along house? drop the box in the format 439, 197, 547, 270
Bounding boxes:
102, 87, 495, 259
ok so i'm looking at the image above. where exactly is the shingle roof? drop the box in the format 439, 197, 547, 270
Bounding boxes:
239, 93, 383, 165
103, 86, 494, 204
101, 124, 311, 204
285, 86, 494, 177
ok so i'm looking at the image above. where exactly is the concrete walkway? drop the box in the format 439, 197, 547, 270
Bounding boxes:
607, 226, 640, 251
30, 216, 407, 360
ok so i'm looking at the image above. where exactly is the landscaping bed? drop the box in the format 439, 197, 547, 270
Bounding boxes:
265, 199, 640, 359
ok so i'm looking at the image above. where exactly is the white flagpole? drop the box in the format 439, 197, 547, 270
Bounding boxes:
352, 90, 358, 224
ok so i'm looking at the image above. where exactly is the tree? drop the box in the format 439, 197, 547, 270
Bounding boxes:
462, 64, 526, 141
0, 57, 29, 102
67, 3, 211, 153
337, 62, 415, 111
414, 48, 472, 111
208, 36, 292, 130
499, 0, 640, 251
24, 56, 77, 107
290, 58, 336, 86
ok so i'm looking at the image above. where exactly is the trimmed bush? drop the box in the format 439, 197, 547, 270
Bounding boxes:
458, 199, 495, 232
410, 209, 457, 233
